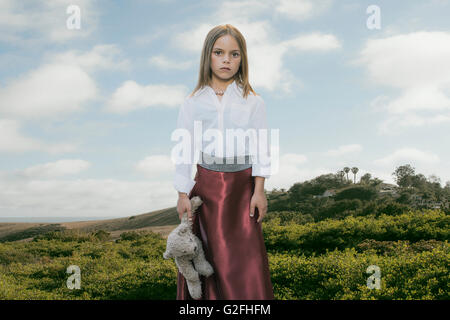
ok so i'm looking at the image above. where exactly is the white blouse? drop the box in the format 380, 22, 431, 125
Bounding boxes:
172, 80, 271, 194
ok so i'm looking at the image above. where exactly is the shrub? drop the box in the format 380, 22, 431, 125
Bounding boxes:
263, 209, 449, 255
334, 186, 378, 201
269, 245, 449, 300
92, 230, 110, 241
265, 211, 314, 225
34, 230, 93, 242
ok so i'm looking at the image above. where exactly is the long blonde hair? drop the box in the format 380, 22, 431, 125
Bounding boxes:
189, 24, 257, 99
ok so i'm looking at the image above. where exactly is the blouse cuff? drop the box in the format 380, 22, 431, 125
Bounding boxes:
173, 172, 196, 194
251, 163, 271, 179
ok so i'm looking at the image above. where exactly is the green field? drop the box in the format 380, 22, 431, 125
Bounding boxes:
0, 209, 448, 300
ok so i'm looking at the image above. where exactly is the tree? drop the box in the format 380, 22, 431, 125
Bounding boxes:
392, 164, 415, 187
410, 173, 428, 190
360, 173, 372, 185
428, 174, 441, 185
369, 177, 383, 187
351, 167, 359, 184
334, 186, 378, 201
337, 170, 345, 183
312, 173, 346, 189
343, 167, 351, 181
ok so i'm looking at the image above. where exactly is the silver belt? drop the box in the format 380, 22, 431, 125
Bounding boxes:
198, 151, 252, 172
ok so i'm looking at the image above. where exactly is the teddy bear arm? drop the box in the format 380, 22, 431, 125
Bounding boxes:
192, 236, 214, 277
176, 256, 200, 282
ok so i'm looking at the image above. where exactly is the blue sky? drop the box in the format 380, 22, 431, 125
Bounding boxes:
1, 0, 449, 220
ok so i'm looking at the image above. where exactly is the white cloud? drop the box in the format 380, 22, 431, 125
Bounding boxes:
0, 0, 28, 29
16, 159, 91, 179
281, 153, 308, 165
324, 144, 362, 157
0, 119, 40, 153
0, 154, 179, 218
148, 54, 193, 70
261, 153, 311, 190
373, 148, 440, 167
359, 32, 450, 88
0, 63, 98, 120
378, 113, 450, 133
0, 0, 99, 45
209, 0, 333, 22
105, 81, 188, 114
356, 31, 450, 133
171, 23, 216, 54
0, 44, 130, 120
135, 155, 174, 177
0, 177, 175, 218
212, 0, 270, 22
275, 0, 333, 21
132, 28, 167, 46
281, 32, 341, 51
0, 119, 77, 154
43, 44, 131, 72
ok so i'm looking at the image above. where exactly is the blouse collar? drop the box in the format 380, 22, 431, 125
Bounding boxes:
193, 79, 243, 99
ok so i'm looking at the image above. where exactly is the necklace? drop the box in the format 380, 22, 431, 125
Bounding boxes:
214, 88, 224, 96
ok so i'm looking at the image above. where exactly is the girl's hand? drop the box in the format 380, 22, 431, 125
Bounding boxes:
177, 193, 192, 221
250, 191, 268, 223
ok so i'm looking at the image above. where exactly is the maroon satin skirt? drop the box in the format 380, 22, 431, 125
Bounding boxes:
176, 164, 274, 300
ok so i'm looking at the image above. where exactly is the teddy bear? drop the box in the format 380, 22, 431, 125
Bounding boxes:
163, 195, 214, 300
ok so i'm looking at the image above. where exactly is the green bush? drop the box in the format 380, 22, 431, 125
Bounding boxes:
92, 230, 110, 241
316, 199, 364, 220
374, 201, 412, 216
118, 231, 146, 241
265, 211, 314, 225
263, 209, 449, 255
34, 230, 94, 242
355, 239, 447, 255
0, 233, 173, 300
269, 245, 449, 300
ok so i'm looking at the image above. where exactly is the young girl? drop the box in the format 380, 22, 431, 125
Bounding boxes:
173, 24, 274, 300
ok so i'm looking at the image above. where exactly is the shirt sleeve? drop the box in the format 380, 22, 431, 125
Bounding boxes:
250, 96, 271, 179
172, 98, 197, 194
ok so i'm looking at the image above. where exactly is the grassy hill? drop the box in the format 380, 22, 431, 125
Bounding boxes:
0, 206, 181, 243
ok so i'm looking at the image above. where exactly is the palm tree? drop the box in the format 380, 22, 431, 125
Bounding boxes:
351, 167, 359, 184
343, 167, 351, 181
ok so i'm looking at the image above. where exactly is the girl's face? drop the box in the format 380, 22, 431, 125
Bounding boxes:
210, 35, 241, 81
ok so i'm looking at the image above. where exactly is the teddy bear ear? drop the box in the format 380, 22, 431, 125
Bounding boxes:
191, 196, 203, 207
190, 200, 201, 213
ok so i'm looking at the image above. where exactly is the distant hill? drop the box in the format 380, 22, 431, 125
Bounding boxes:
0, 206, 181, 242
2, 170, 448, 243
